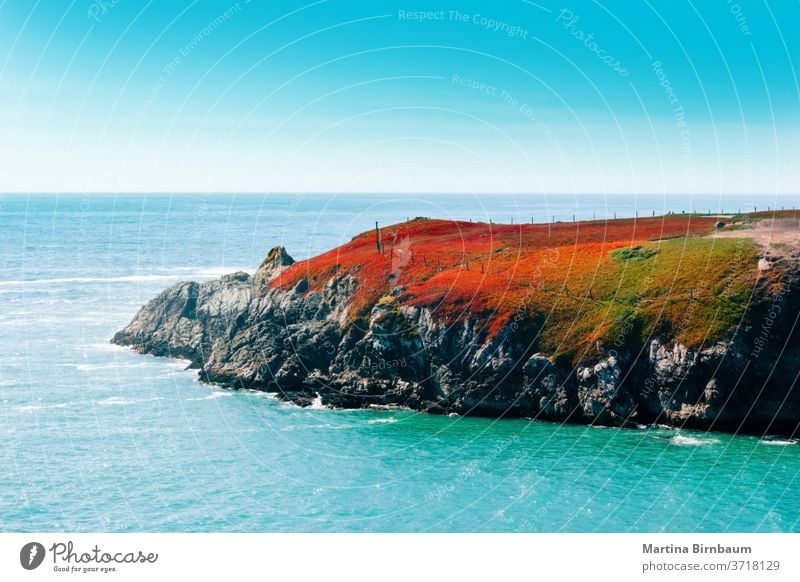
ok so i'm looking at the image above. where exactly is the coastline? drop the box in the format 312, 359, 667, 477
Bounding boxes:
113, 212, 800, 436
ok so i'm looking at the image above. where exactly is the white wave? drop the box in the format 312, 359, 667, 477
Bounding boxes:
0, 275, 182, 286
759, 439, 797, 446
366, 417, 397, 425
366, 403, 409, 411
0, 317, 65, 325
185, 391, 232, 401
0, 267, 251, 288
69, 362, 151, 372
88, 342, 131, 353
280, 423, 353, 432
12, 402, 79, 413
162, 358, 193, 369
180, 266, 252, 277
97, 396, 164, 406
241, 390, 280, 400
308, 394, 326, 409
668, 434, 719, 446
84, 347, 192, 371
159, 368, 197, 378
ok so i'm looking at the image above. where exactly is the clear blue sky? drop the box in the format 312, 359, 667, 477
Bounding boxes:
0, 0, 797, 194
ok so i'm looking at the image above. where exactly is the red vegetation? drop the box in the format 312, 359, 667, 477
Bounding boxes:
271, 215, 719, 334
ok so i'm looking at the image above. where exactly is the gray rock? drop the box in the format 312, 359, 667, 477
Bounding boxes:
112, 247, 800, 435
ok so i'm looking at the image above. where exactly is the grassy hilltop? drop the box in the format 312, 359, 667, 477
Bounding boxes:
116, 210, 800, 431
271, 213, 791, 366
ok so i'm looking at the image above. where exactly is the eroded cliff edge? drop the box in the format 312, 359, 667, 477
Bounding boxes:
112, 214, 800, 435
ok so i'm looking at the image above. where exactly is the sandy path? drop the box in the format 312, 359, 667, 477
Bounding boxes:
711, 218, 800, 262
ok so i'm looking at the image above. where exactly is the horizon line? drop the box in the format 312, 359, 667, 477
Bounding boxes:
2, 191, 799, 197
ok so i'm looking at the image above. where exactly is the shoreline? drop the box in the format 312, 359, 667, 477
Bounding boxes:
113, 212, 800, 438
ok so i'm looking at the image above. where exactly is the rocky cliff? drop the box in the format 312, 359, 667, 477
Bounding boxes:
113, 214, 800, 436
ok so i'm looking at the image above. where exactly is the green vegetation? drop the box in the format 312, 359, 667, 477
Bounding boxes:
612, 246, 658, 261
276, 213, 766, 366
521, 237, 759, 363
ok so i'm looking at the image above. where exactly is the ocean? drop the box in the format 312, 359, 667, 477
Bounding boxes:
1, 192, 799, 532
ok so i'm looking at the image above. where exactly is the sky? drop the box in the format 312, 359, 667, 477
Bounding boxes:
0, 0, 797, 194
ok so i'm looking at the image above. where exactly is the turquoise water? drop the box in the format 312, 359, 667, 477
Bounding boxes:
1, 192, 799, 532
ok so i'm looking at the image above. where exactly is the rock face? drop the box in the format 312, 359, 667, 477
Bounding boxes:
113, 243, 800, 436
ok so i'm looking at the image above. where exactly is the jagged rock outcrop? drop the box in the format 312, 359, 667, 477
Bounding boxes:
113, 231, 800, 436
254, 245, 295, 283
